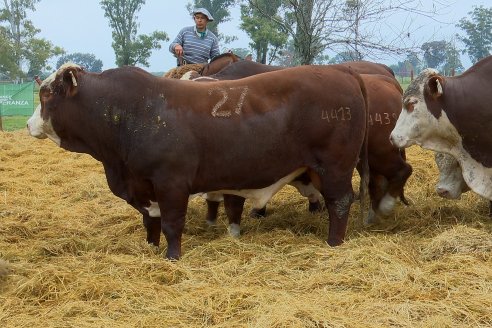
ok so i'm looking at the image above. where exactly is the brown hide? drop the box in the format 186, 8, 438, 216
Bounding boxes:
38, 64, 369, 259
421, 56, 492, 168
202, 61, 411, 218
206, 60, 395, 81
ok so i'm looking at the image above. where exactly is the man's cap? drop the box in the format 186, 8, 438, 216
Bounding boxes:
193, 8, 214, 21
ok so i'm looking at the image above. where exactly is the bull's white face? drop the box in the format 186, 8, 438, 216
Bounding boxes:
434, 152, 469, 199
27, 104, 61, 146
26, 64, 79, 146
390, 69, 460, 152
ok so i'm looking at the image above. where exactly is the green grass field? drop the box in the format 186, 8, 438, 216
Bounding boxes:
1, 116, 28, 131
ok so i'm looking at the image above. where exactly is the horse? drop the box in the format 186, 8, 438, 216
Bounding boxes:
163, 52, 242, 79
200, 52, 242, 76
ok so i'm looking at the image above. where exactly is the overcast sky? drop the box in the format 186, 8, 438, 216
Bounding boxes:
29, 1, 490, 73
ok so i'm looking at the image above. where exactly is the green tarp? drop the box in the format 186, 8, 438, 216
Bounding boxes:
0, 82, 34, 116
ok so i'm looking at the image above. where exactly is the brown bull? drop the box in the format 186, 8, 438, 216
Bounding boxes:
192, 61, 411, 226
28, 63, 369, 259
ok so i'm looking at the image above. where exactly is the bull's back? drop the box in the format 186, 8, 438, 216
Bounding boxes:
155, 65, 368, 190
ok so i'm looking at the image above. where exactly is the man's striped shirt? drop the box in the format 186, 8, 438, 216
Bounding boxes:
169, 26, 220, 65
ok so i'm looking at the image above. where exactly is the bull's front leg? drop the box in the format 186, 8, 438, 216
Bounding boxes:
157, 193, 189, 260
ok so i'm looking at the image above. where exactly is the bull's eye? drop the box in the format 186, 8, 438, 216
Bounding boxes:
405, 100, 417, 113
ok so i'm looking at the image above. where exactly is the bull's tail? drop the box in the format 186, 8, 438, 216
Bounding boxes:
354, 71, 370, 221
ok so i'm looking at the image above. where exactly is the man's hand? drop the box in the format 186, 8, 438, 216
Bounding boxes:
174, 45, 184, 57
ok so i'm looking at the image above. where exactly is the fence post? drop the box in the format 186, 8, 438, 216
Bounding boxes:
410, 69, 414, 81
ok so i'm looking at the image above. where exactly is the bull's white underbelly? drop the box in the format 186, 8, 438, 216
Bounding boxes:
145, 168, 307, 217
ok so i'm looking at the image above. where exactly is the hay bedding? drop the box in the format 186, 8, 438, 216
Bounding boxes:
0, 131, 491, 328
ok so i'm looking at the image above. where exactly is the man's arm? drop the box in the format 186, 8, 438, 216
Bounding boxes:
169, 28, 186, 55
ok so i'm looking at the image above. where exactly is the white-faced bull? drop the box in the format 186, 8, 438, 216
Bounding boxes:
390, 55, 492, 209
28, 63, 369, 260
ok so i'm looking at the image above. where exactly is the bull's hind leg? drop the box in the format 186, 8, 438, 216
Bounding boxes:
223, 194, 246, 237
365, 174, 387, 225
205, 200, 220, 226
375, 161, 412, 220
384, 162, 412, 210
142, 213, 161, 246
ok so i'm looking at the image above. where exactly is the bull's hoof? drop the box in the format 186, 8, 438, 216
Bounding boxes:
228, 223, 241, 238
308, 201, 322, 213
364, 209, 379, 226
206, 219, 217, 227
165, 250, 180, 261
327, 238, 344, 247
249, 207, 266, 218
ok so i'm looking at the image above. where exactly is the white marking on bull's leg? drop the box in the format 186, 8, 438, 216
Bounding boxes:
379, 194, 396, 216
334, 192, 353, 218
145, 201, 161, 218
228, 223, 240, 238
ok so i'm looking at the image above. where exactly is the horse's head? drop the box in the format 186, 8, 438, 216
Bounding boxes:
200, 52, 241, 76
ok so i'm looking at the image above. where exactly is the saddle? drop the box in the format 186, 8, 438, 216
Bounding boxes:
163, 63, 205, 79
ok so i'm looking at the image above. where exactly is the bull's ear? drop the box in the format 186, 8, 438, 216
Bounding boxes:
427, 75, 444, 99
61, 67, 80, 97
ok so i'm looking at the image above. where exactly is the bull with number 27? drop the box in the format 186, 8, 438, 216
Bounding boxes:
28, 63, 370, 260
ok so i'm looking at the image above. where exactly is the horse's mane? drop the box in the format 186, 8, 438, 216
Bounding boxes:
210, 52, 242, 63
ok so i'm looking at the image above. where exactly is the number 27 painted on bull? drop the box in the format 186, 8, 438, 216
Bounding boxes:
208, 86, 249, 117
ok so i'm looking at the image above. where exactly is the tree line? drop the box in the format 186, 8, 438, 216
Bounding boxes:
0, 0, 491, 81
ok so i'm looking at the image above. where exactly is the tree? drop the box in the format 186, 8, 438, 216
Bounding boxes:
248, 0, 449, 65
390, 52, 421, 77
0, 0, 63, 79
0, 26, 19, 78
441, 41, 463, 76
100, 0, 169, 67
421, 40, 447, 69
240, 0, 288, 64
329, 51, 359, 63
186, 0, 237, 44
457, 5, 492, 64
56, 53, 104, 72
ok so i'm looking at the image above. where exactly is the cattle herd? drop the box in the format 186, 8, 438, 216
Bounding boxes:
27, 55, 492, 260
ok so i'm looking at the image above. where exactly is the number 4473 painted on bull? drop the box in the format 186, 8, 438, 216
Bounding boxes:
321, 107, 352, 122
